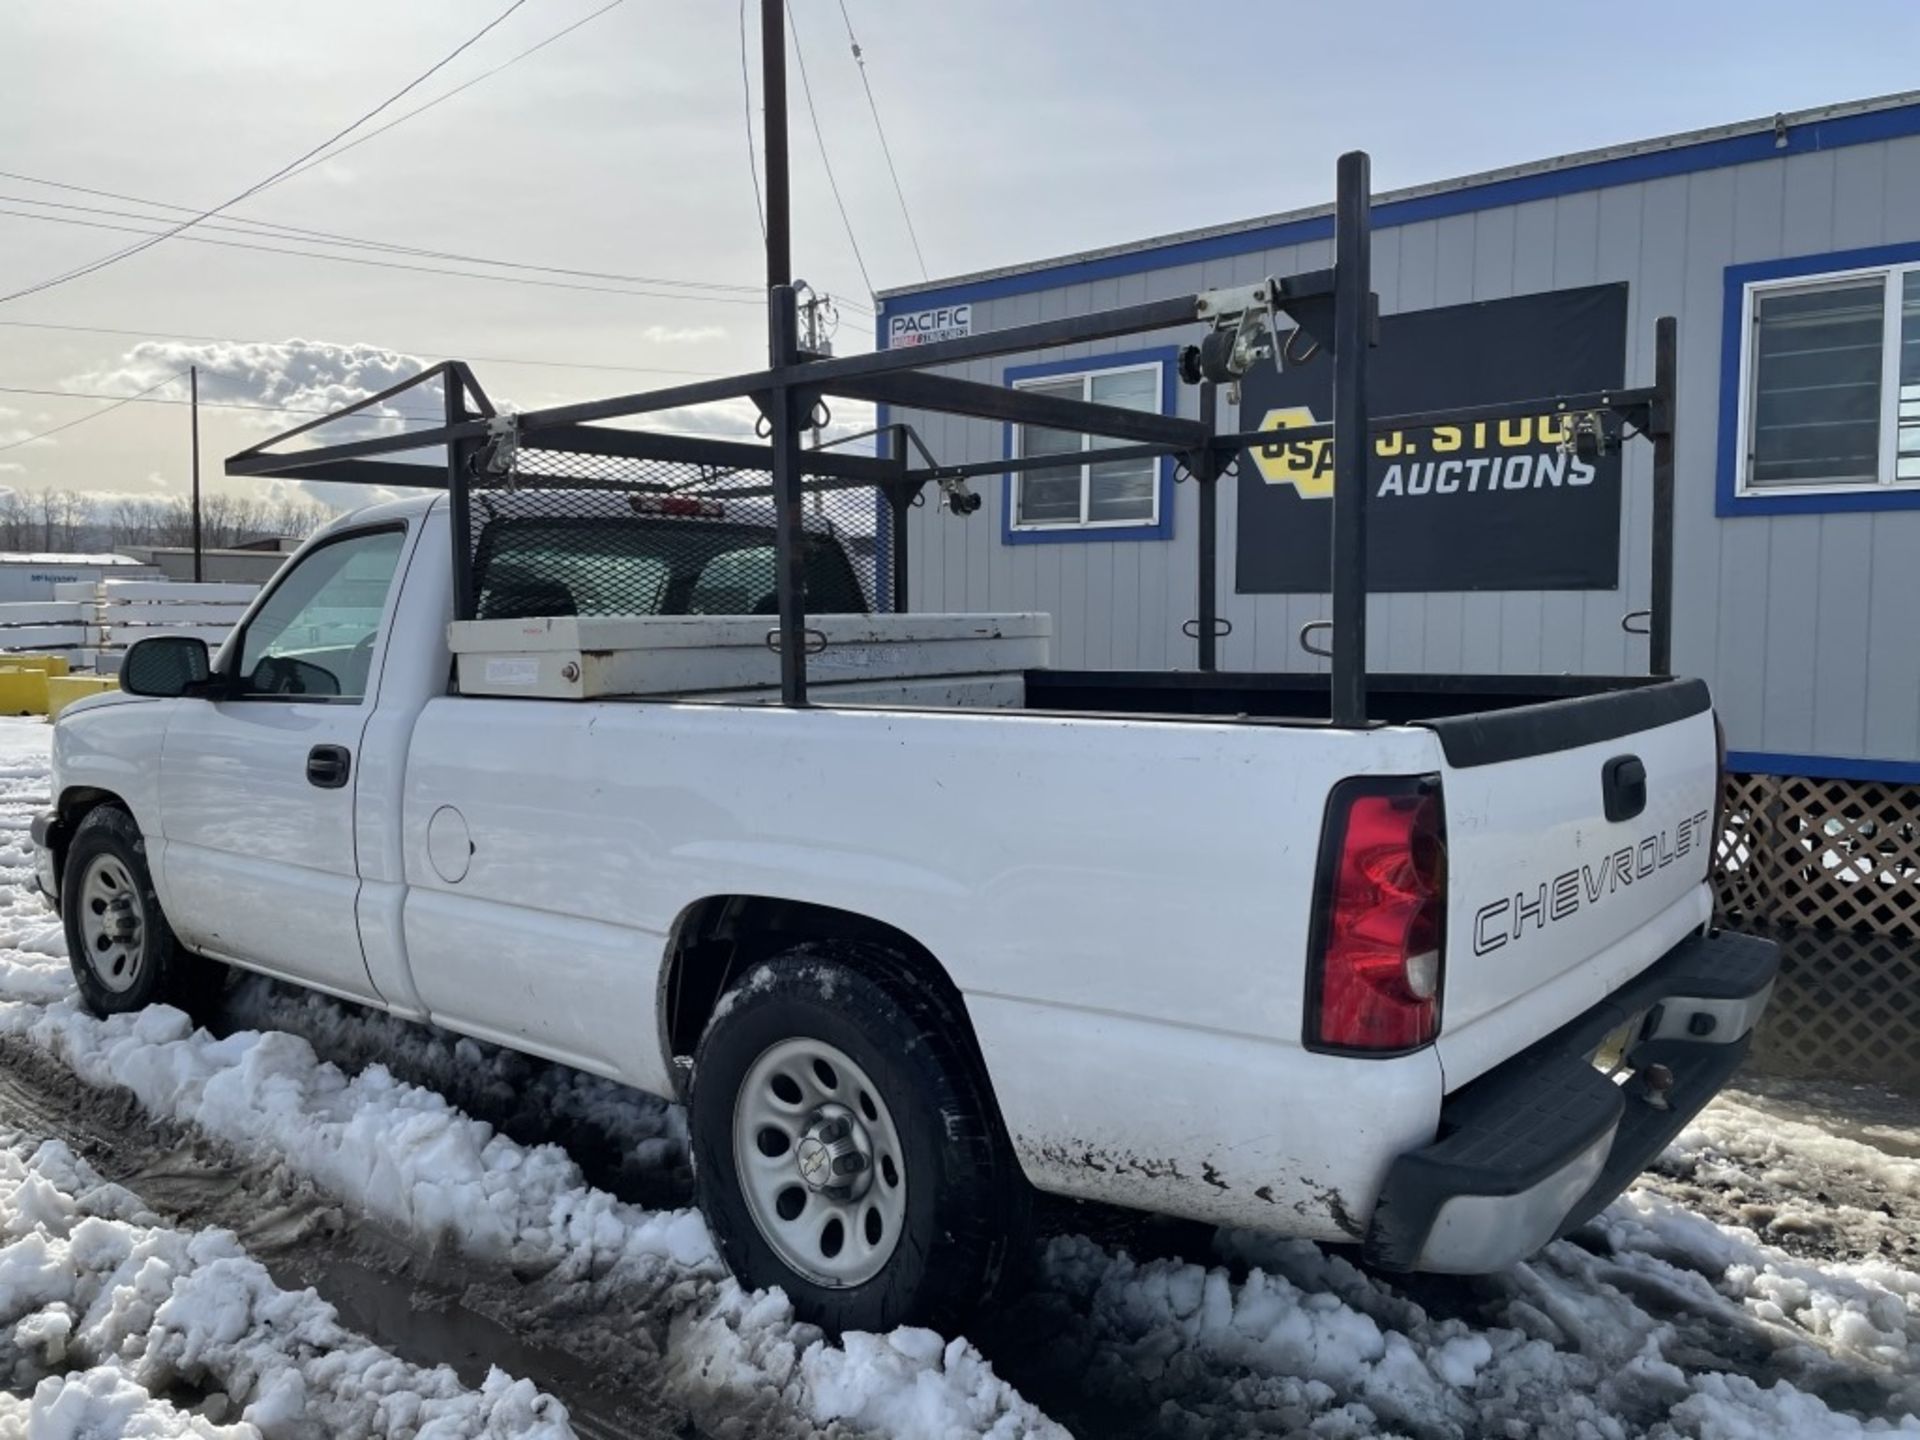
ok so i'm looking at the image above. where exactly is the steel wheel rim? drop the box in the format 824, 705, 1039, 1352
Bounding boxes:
733, 1036, 908, 1288
78, 854, 144, 994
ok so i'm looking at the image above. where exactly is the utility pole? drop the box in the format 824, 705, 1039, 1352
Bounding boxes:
761, 0, 805, 704
189, 365, 203, 582
762, 0, 790, 293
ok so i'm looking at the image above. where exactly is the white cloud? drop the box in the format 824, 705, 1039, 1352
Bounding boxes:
640, 324, 727, 345
647, 397, 766, 439
65, 341, 458, 516
69, 338, 443, 440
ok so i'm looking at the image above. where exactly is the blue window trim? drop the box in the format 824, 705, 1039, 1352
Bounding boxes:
1727, 749, 1920, 784
877, 102, 1920, 316
998, 348, 1178, 545
1717, 240, 1920, 517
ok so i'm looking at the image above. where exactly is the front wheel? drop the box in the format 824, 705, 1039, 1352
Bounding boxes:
61, 806, 225, 1021
689, 943, 1027, 1334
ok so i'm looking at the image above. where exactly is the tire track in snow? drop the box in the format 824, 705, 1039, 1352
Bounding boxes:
0, 1130, 573, 1437
0, 1033, 683, 1439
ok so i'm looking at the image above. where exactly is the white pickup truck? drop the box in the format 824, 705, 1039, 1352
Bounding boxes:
31, 491, 1777, 1334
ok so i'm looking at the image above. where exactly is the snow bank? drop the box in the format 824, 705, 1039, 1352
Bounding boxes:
0, 1135, 571, 1438
11, 1002, 716, 1278
221, 976, 688, 1197
674, 1282, 1065, 1438
0, 1366, 251, 1439
1039, 1160, 1920, 1434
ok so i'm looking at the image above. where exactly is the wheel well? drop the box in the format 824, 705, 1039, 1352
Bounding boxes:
53, 787, 126, 875
661, 896, 985, 1073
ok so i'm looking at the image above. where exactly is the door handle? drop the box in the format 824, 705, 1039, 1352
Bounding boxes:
306, 744, 352, 789
1602, 754, 1646, 823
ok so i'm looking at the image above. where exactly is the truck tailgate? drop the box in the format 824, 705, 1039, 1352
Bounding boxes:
1423, 680, 1718, 1087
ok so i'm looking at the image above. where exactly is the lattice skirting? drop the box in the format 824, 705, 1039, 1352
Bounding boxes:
1741, 924, 1920, 1088
1714, 772, 1920, 940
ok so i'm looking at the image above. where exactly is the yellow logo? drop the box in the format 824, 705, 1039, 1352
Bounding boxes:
1250, 407, 1334, 499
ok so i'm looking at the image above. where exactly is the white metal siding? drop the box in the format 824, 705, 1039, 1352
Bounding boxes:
892, 135, 1920, 765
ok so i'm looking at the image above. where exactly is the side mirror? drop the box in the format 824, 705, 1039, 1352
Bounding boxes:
120, 636, 212, 698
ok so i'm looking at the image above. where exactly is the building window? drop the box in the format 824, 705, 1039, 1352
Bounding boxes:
1002, 351, 1175, 543
1739, 265, 1920, 495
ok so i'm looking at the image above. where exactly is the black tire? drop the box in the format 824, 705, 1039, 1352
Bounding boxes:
60, 806, 226, 1023
690, 942, 1028, 1334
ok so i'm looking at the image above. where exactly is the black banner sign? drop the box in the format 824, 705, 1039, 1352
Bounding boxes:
1234, 283, 1628, 594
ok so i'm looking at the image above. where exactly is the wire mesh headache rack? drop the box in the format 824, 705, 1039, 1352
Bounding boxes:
225, 153, 1679, 720
460, 437, 896, 623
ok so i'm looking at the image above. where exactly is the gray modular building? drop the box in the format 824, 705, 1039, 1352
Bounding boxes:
874, 91, 1920, 792
0, 552, 158, 602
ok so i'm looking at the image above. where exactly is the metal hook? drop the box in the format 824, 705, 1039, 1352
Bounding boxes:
1282, 327, 1321, 367
1181, 617, 1233, 639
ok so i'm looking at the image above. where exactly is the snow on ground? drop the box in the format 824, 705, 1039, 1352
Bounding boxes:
219, 976, 690, 1208
0, 714, 1917, 1438
0, 720, 1059, 1439
1644, 1089, 1920, 1272
0, 1133, 569, 1439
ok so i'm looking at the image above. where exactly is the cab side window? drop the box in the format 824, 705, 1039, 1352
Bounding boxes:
236, 528, 406, 700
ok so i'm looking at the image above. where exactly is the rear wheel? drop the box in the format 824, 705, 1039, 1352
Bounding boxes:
690, 942, 1027, 1333
61, 806, 226, 1021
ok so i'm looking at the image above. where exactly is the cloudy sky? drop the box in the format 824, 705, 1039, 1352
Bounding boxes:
3, 0, 1920, 511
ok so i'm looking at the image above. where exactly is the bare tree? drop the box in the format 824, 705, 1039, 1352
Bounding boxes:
0, 491, 29, 551
55, 490, 88, 550
109, 498, 159, 547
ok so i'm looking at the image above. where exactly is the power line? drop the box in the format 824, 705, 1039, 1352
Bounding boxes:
0, 205, 771, 306
0, 195, 873, 319
740, 0, 766, 241
0, 318, 722, 379
0, 373, 186, 455
835, 1, 926, 279
0, 171, 766, 298
0, 0, 533, 306
785, 1, 874, 298
0, 382, 443, 423
270, 0, 628, 190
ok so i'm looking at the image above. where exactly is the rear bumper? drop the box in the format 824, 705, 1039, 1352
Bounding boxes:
1364, 928, 1778, 1273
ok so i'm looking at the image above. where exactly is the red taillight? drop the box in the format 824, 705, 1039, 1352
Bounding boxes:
1308, 778, 1446, 1054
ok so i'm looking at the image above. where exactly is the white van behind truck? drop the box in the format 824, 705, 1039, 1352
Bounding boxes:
31, 491, 1777, 1334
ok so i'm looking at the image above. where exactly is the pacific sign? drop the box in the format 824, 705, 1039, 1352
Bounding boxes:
886, 303, 972, 348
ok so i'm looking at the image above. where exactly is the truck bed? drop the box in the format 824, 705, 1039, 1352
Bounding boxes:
1021, 669, 1676, 724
